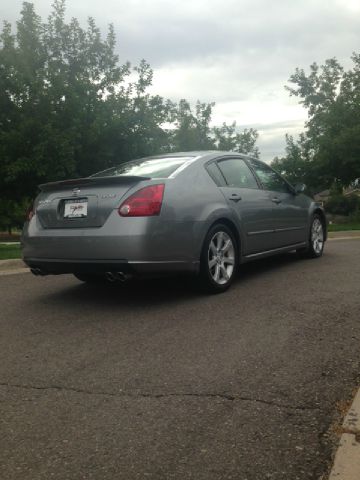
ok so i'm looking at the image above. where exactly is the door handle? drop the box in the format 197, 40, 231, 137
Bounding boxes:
271, 197, 282, 204
229, 194, 242, 202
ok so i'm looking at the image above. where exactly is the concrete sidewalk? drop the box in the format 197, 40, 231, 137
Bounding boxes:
0, 258, 25, 270
328, 230, 360, 240
0, 258, 28, 275
328, 389, 360, 480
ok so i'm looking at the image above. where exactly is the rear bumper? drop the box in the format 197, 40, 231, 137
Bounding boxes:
22, 213, 201, 260
23, 257, 199, 275
21, 211, 203, 276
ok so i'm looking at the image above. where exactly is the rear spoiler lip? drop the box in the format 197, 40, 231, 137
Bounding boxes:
39, 175, 151, 192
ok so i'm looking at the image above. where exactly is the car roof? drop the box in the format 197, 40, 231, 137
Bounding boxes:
142, 151, 259, 162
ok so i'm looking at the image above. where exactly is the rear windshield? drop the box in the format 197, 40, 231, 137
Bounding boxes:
91, 156, 193, 179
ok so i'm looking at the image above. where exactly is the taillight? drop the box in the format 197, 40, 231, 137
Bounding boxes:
25, 203, 35, 222
118, 184, 165, 217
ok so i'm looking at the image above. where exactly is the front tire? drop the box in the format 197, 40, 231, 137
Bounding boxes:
198, 224, 238, 293
298, 214, 325, 258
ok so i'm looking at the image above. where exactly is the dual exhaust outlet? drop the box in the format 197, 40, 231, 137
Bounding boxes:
30, 268, 130, 282
30, 268, 47, 276
105, 271, 131, 282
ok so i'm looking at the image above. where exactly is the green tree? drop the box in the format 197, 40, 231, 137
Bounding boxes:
171, 99, 215, 151
213, 122, 259, 157
0, 1, 173, 228
271, 134, 324, 193
0, 1, 261, 230
280, 55, 360, 191
170, 102, 260, 156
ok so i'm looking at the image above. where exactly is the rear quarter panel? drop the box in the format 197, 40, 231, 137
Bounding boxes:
161, 161, 243, 261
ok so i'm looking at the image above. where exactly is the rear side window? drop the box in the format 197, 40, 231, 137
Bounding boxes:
91, 156, 193, 179
206, 162, 227, 186
217, 158, 259, 189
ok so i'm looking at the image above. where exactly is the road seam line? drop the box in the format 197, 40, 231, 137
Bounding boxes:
0, 381, 320, 411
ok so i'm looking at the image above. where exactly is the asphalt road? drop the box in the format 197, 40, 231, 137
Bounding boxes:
1, 240, 360, 480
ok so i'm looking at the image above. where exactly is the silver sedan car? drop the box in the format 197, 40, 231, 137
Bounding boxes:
22, 151, 326, 293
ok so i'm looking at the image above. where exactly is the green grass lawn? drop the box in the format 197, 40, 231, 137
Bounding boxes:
328, 222, 360, 232
0, 243, 21, 260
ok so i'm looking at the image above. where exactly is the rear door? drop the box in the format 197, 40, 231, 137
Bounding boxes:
248, 159, 308, 246
210, 157, 278, 255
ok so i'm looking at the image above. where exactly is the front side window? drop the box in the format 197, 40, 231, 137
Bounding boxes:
217, 158, 259, 189
91, 156, 194, 179
249, 160, 290, 193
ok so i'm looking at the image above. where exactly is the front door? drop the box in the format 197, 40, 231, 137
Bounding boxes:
248, 159, 308, 247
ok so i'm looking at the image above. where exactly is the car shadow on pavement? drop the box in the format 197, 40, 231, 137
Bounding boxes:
40, 251, 305, 310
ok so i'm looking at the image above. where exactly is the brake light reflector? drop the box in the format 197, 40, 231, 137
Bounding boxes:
118, 184, 165, 217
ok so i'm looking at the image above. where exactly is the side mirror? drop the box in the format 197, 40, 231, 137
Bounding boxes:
294, 183, 306, 195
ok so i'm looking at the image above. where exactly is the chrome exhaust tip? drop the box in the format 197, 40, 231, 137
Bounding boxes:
30, 268, 47, 276
115, 272, 127, 282
105, 272, 131, 282
105, 272, 117, 282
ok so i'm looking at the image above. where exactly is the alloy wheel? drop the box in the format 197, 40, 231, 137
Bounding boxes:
311, 218, 324, 255
207, 231, 235, 285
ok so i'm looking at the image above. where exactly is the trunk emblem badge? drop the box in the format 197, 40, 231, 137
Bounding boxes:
72, 188, 81, 196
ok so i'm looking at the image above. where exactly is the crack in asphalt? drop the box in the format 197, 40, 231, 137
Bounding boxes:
0, 381, 320, 411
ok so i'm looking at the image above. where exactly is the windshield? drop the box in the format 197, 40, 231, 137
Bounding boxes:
91, 156, 194, 179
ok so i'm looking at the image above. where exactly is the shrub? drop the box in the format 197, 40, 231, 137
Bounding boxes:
325, 194, 360, 216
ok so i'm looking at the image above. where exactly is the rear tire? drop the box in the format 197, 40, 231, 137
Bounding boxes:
198, 223, 238, 294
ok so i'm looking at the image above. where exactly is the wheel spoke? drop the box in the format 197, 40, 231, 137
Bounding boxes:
214, 264, 221, 282
209, 258, 217, 269
220, 265, 229, 281
216, 232, 224, 250
221, 239, 231, 253
210, 241, 217, 255
224, 256, 235, 265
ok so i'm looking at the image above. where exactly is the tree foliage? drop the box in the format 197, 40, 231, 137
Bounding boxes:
0, 1, 260, 229
325, 194, 360, 216
213, 122, 259, 157
272, 55, 360, 192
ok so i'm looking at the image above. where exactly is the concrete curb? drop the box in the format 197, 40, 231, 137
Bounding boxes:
0, 259, 28, 276
0, 268, 29, 276
328, 388, 360, 479
328, 237, 360, 241
0, 259, 25, 271
328, 231, 360, 239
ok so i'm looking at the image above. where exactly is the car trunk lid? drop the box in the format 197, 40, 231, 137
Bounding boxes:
36, 176, 149, 229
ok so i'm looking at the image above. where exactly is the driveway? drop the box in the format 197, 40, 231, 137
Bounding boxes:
1, 239, 360, 480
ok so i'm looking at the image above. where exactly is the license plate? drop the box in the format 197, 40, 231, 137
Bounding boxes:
64, 199, 88, 218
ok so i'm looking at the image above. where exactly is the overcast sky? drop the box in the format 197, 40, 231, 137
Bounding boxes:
2, 0, 360, 161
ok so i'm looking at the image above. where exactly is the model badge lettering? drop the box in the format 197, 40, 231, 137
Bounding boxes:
101, 194, 116, 199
